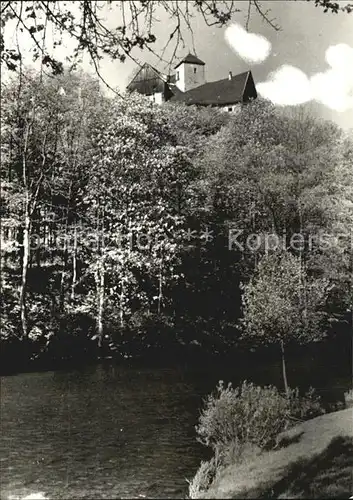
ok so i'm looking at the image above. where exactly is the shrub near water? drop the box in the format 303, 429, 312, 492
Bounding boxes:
189, 380, 325, 498
196, 381, 292, 454
287, 386, 325, 422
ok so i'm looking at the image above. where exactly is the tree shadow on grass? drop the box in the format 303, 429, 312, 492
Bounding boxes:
261, 435, 353, 499
273, 431, 305, 451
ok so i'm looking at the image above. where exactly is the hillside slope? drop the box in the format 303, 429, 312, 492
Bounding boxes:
201, 408, 353, 499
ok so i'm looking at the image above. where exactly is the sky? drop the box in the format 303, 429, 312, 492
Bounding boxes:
3, 1, 353, 130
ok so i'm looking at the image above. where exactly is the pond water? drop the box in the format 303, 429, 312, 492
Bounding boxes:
0, 357, 350, 499
1, 363, 213, 500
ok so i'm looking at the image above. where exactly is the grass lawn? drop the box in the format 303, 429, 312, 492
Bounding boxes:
201, 408, 353, 499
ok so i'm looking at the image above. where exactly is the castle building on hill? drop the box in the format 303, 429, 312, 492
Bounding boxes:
126, 53, 257, 112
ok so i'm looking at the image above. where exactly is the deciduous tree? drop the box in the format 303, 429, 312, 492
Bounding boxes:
240, 251, 329, 394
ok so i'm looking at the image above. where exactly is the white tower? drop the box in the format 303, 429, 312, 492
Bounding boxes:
174, 53, 206, 92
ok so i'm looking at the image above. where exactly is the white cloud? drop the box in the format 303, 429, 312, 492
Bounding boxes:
225, 23, 272, 64
311, 43, 353, 112
257, 65, 313, 106
257, 43, 353, 112
325, 43, 353, 72
311, 68, 353, 112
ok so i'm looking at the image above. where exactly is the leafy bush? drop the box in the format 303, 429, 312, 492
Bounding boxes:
217, 439, 262, 468
187, 458, 217, 499
196, 381, 325, 460
196, 380, 292, 457
190, 380, 326, 498
287, 386, 325, 422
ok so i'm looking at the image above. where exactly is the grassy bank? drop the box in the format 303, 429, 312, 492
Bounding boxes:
199, 408, 353, 499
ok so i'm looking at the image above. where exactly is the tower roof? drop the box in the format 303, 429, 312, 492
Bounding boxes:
174, 53, 205, 69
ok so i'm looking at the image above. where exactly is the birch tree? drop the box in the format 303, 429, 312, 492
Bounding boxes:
81, 93, 193, 345
240, 251, 329, 395
1, 74, 57, 338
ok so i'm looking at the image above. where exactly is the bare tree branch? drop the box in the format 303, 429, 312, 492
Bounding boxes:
252, 1, 281, 31
1, 0, 351, 85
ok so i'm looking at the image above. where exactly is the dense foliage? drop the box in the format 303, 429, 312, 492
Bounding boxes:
240, 251, 330, 393
189, 380, 326, 498
0, 70, 352, 370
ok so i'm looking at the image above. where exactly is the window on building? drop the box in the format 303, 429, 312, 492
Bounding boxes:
228, 107, 232, 112
176, 71, 179, 81
194, 67, 197, 74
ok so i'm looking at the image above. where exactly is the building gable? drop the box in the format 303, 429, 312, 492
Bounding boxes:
127, 63, 167, 96
243, 71, 257, 101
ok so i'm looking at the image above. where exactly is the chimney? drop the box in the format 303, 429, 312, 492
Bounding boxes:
229, 71, 232, 80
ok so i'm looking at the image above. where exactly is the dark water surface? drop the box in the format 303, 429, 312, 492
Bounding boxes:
1, 356, 350, 500
1, 363, 213, 500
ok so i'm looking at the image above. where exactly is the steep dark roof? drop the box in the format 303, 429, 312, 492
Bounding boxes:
126, 63, 165, 95
127, 63, 179, 99
175, 53, 205, 69
168, 85, 185, 100
170, 71, 256, 106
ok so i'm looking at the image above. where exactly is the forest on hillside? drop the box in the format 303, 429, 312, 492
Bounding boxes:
1, 71, 352, 373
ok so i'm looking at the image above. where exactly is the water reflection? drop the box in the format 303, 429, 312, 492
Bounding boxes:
1, 360, 349, 499
1, 365, 207, 499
